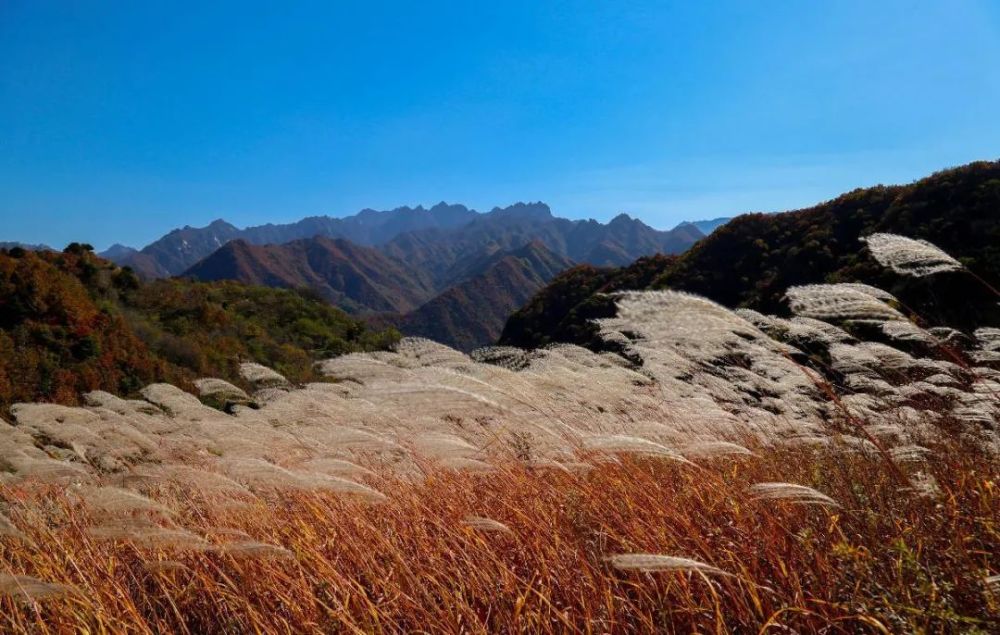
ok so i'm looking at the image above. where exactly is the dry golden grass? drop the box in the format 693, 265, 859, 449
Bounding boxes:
0, 438, 996, 634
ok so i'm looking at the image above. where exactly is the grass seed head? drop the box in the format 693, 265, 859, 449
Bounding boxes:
607, 554, 732, 577
861, 233, 963, 277
749, 482, 840, 507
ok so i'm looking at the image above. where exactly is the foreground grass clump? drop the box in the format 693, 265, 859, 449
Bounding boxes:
0, 441, 997, 634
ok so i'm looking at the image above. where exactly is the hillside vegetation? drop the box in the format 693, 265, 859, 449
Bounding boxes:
182, 236, 438, 314
397, 241, 575, 351
0, 245, 398, 413
501, 160, 1000, 349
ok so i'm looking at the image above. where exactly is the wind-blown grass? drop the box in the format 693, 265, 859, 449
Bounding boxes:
0, 440, 996, 633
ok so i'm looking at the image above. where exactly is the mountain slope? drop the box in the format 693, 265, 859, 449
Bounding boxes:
133, 219, 243, 277
673, 217, 731, 235
182, 237, 436, 313
500, 160, 1000, 350
398, 241, 574, 351
0, 245, 398, 413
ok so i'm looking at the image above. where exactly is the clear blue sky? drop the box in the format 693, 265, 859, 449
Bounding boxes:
2, 1, 998, 250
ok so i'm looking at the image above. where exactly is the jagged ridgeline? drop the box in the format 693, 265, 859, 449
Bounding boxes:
500, 160, 1000, 350
0, 245, 399, 411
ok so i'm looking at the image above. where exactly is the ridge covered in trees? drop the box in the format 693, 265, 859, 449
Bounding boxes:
0, 245, 398, 414
500, 160, 1000, 350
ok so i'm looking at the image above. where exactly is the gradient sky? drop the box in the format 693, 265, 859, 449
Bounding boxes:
2, 1, 999, 250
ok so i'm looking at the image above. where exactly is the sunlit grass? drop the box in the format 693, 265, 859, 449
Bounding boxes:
0, 438, 996, 633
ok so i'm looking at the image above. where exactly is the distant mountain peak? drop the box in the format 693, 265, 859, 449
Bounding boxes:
173, 218, 238, 234
674, 217, 731, 235
487, 202, 553, 221
98, 243, 138, 260
607, 212, 655, 231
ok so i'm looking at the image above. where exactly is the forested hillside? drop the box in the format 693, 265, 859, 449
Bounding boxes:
0, 246, 398, 413
182, 237, 438, 313
397, 241, 574, 350
501, 160, 1000, 350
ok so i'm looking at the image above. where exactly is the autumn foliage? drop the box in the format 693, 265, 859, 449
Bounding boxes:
0, 246, 398, 414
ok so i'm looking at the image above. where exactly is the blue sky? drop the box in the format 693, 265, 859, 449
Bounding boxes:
1, 1, 998, 250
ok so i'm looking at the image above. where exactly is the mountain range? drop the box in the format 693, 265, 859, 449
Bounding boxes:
105, 202, 699, 279
101, 202, 479, 278
103, 202, 703, 350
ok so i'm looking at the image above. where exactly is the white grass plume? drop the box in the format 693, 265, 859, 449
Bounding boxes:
785, 284, 904, 322
607, 554, 732, 577
0, 573, 77, 601
901, 472, 941, 499
881, 320, 938, 345
194, 378, 249, 401
889, 444, 931, 463
77, 486, 175, 517
239, 362, 289, 386
680, 441, 753, 459
222, 458, 386, 501
437, 457, 496, 473
299, 458, 376, 479
583, 435, 694, 464
9, 457, 91, 483
861, 233, 963, 277
463, 516, 513, 534
313, 475, 387, 503
749, 482, 839, 507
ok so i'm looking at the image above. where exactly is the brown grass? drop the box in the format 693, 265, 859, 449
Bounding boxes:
0, 439, 997, 633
